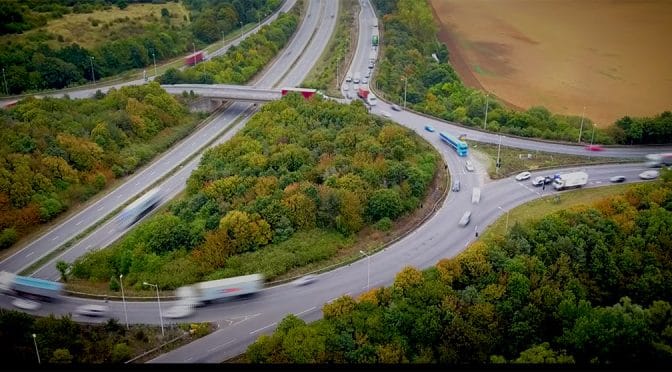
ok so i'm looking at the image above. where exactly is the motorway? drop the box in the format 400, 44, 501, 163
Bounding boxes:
0, 0, 671, 364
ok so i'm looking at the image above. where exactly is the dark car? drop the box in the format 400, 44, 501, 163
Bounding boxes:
609, 175, 626, 183
452, 180, 461, 192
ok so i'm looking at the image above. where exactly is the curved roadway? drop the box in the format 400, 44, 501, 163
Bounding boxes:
0, 0, 670, 365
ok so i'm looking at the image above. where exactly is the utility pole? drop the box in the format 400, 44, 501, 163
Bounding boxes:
152, 52, 157, 78
496, 135, 502, 173
483, 93, 490, 130
1, 68, 8, 95
90, 56, 95, 85
578, 106, 586, 143
402, 76, 408, 109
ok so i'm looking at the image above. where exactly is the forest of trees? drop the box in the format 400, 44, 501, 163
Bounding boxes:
158, 6, 299, 85
371, 0, 672, 145
245, 178, 672, 364
0, 310, 209, 364
0, 0, 280, 94
70, 95, 440, 290
0, 82, 197, 249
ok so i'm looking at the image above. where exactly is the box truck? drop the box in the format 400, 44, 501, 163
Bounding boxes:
552, 171, 588, 190
175, 274, 265, 306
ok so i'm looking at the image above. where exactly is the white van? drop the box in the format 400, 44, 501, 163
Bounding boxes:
353, 72, 361, 84
458, 211, 472, 227
345, 75, 352, 83
367, 95, 378, 106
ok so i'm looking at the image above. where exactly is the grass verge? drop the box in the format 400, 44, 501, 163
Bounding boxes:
470, 141, 637, 179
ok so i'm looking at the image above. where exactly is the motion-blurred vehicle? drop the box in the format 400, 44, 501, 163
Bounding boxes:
639, 170, 659, 180
391, 104, 402, 111
515, 171, 531, 181
75, 304, 109, 317
532, 176, 545, 186
12, 297, 41, 311
424, 125, 435, 133
175, 274, 265, 307
0, 271, 63, 301
118, 188, 162, 228
609, 175, 626, 183
464, 161, 475, 172
585, 144, 603, 151
458, 211, 472, 227
381, 111, 391, 118
293, 274, 318, 287
164, 302, 195, 319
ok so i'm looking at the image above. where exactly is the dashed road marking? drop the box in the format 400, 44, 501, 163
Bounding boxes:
250, 322, 277, 335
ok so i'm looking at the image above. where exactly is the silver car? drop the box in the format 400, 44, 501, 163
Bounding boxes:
458, 211, 472, 227
75, 304, 109, 317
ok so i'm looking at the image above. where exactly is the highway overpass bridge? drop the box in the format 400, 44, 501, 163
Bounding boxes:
161, 84, 284, 102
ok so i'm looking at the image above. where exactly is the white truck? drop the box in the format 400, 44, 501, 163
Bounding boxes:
552, 171, 588, 190
175, 274, 265, 306
471, 187, 481, 204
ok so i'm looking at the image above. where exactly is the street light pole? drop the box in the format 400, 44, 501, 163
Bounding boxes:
359, 250, 370, 290
152, 52, 157, 78
496, 135, 502, 173
240, 21, 244, 40
32, 333, 41, 364
2, 68, 8, 95
120, 274, 129, 329
143, 282, 164, 337
578, 106, 586, 143
89, 56, 95, 85
483, 93, 490, 130
401, 76, 408, 109
498, 206, 509, 233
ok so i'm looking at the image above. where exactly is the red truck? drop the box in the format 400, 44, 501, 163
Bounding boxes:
281, 87, 317, 99
185, 51, 205, 66
357, 87, 369, 100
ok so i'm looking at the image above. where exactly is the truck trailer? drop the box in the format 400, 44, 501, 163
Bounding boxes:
0, 271, 64, 301
175, 274, 265, 306
185, 51, 205, 66
552, 171, 588, 190
357, 87, 369, 100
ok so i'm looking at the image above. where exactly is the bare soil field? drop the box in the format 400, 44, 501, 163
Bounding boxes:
430, 0, 672, 127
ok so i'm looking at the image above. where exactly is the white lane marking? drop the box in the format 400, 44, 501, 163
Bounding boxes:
135, 182, 140, 186
149, 171, 155, 176
86, 244, 93, 250
250, 322, 277, 335
97, 206, 104, 211
116, 194, 122, 199
296, 307, 316, 316
75, 220, 83, 226
207, 339, 236, 353
51, 236, 59, 241
186, 357, 193, 362
26, 252, 34, 258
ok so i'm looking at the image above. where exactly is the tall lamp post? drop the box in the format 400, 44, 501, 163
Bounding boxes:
120, 274, 129, 329
498, 206, 510, 233
2, 68, 8, 95
32, 333, 41, 364
577, 106, 586, 143
151, 52, 157, 78
143, 281, 164, 337
483, 93, 490, 130
496, 135, 502, 173
401, 76, 408, 109
240, 21, 244, 40
359, 250, 370, 290
89, 56, 96, 85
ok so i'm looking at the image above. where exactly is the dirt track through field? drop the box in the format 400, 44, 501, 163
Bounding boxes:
430, 0, 672, 127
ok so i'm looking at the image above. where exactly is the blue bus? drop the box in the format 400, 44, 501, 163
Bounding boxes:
439, 132, 468, 157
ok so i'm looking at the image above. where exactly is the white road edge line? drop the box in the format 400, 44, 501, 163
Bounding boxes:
250, 322, 277, 335
296, 306, 316, 316
207, 338, 236, 353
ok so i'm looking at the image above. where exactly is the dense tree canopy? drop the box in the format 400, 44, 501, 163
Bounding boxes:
0, 82, 196, 248
158, 8, 299, 85
71, 95, 439, 289
245, 179, 672, 364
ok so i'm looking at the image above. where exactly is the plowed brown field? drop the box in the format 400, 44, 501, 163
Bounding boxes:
430, 0, 672, 127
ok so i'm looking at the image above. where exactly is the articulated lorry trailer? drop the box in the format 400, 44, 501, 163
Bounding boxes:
553, 171, 588, 190
175, 274, 265, 306
0, 271, 64, 301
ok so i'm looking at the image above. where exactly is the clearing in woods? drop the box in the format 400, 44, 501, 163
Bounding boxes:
1, 3, 189, 50
430, 0, 672, 127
